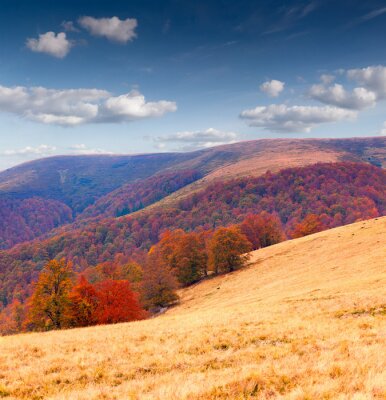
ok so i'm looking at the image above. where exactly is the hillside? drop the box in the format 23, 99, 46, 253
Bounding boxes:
0, 137, 384, 249
1, 161, 385, 307
0, 217, 385, 399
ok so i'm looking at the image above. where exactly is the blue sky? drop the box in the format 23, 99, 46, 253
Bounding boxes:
1, 0, 386, 169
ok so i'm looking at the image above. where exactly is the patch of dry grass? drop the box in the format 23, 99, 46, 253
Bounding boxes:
0, 217, 385, 399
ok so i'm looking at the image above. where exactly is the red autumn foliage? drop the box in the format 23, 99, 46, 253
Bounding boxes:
94, 279, 146, 324
67, 275, 99, 327
0, 197, 72, 250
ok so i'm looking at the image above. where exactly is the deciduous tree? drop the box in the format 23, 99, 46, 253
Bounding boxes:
95, 279, 146, 324
208, 226, 252, 274
67, 275, 99, 327
141, 247, 179, 311
240, 212, 285, 250
26, 259, 74, 331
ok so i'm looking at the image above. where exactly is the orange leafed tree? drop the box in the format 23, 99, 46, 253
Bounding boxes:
291, 213, 327, 238
208, 226, 252, 275
141, 246, 179, 311
26, 259, 74, 331
94, 280, 146, 324
0, 299, 25, 335
240, 212, 285, 250
155, 229, 208, 286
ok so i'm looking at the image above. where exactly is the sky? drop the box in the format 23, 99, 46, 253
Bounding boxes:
1, 0, 386, 170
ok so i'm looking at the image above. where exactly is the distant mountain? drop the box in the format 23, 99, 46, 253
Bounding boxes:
0, 137, 384, 249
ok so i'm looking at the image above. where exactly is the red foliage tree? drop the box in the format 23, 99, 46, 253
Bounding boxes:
94, 280, 146, 324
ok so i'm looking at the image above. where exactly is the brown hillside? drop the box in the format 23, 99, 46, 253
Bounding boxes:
0, 217, 385, 399
133, 137, 386, 210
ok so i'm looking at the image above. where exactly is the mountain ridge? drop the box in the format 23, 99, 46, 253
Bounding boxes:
0, 137, 384, 249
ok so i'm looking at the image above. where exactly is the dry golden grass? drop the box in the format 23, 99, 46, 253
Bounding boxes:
1, 217, 385, 400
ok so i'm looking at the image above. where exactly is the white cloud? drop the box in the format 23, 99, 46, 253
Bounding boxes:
26, 32, 72, 58
2, 144, 56, 157
154, 128, 238, 151
0, 85, 176, 126
240, 104, 356, 133
69, 144, 112, 155
101, 90, 177, 121
309, 83, 377, 110
260, 80, 285, 97
79, 16, 137, 43
347, 65, 386, 99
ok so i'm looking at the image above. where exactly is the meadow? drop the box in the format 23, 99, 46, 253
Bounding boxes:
0, 217, 385, 399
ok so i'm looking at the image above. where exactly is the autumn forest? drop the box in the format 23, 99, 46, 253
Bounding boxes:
0, 155, 385, 334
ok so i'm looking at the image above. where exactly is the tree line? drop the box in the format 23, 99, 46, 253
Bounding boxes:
0, 212, 285, 334
0, 162, 385, 319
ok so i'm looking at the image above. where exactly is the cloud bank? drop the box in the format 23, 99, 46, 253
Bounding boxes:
309, 83, 376, 110
0, 85, 176, 126
2, 144, 57, 157
240, 104, 356, 133
155, 128, 238, 150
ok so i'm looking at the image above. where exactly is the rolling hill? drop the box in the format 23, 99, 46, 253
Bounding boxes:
0, 137, 385, 249
0, 217, 384, 399
0, 161, 385, 307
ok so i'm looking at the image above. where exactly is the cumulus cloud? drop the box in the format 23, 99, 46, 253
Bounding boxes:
309, 83, 377, 110
154, 128, 238, 151
101, 91, 177, 122
2, 144, 56, 157
308, 66, 386, 110
240, 104, 356, 133
260, 80, 285, 97
26, 32, 72, 58
347, 65, 386, 99
79, 16, 137, 43
0, 84, 176, 126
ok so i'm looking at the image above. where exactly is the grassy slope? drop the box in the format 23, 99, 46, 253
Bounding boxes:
1, 217, 385, 399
